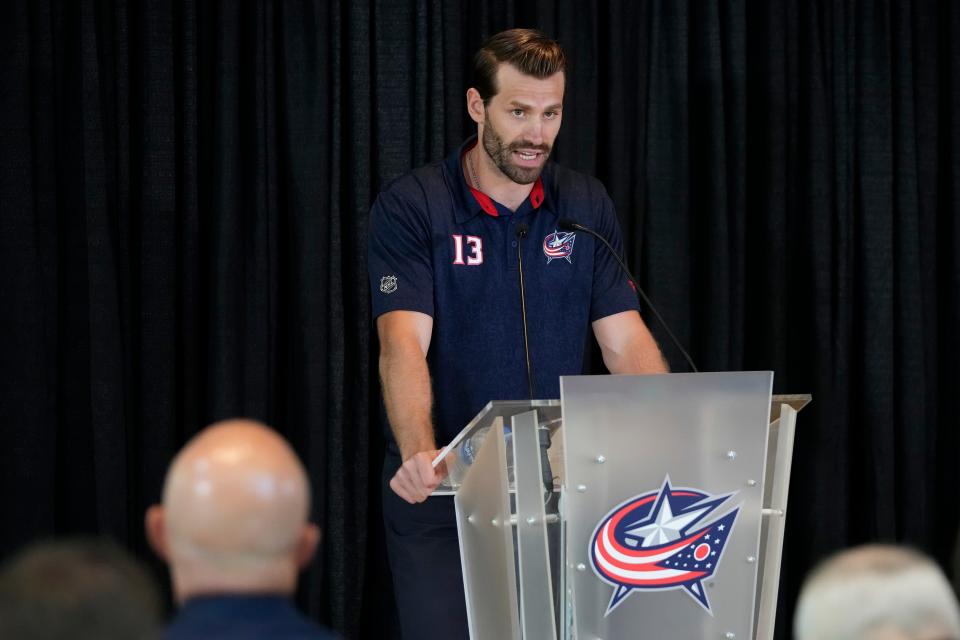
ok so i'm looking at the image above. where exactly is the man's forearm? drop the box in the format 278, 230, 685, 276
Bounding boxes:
605, 333, 669, 374
380, 347, 436, 460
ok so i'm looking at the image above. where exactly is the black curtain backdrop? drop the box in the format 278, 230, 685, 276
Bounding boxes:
2, 1, 958, 638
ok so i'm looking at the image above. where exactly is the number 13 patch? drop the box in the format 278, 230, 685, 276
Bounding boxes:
451, 235, 483, 265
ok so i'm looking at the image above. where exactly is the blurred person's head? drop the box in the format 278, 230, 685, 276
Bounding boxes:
145, 419, 319, 603
0, 538, 161, 640
795, 544, 960, 640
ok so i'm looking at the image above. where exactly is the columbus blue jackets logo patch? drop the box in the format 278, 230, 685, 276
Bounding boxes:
379, 275, 398, 294
589, 476, 740, 615
543, 230, 575, 263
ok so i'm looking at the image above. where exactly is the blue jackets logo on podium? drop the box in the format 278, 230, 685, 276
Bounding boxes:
542, 230, 575, 263
589, 476, 741, 615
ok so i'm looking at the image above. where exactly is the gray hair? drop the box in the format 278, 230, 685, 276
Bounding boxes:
794, 545, 960, 640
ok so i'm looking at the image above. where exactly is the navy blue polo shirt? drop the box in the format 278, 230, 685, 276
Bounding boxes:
368, 136, 639, 448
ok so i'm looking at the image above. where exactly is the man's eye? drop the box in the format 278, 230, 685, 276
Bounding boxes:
544, 111, 557, 119
512, 109, 524, 117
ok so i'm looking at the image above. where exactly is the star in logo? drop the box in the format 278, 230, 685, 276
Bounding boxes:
623, 493, 714, 548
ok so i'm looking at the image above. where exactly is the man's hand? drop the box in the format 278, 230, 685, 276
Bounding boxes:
390, 450, 448, 503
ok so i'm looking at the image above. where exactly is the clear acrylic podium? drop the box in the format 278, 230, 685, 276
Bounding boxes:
431, 372, 809, 640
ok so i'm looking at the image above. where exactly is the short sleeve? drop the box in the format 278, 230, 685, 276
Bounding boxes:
589, 188, 641, 321
368, 187, 435, 319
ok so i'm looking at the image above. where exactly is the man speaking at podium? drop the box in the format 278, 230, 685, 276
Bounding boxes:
368, 28, 668, 638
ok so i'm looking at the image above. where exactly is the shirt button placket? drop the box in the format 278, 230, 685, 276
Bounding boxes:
506, 218, 518, 267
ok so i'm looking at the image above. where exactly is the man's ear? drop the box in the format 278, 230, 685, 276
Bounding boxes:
466, 87, 485, 125
145, 505, 169, 561
295, 523, 321, 570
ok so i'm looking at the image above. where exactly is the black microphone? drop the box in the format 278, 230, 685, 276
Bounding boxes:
558, 217, 698, 373
515, 223, 534, 399
516, 222, 553, 498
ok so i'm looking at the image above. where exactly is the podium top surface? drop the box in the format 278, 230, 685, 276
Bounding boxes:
429, 377, 810, 495
432, 400, 561, 493
771, 394, 812, 417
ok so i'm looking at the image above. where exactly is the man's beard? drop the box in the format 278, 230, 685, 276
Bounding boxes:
481, 114, 551, 185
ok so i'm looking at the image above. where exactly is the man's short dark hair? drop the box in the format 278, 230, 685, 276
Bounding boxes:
471, 28, 567, 103
0, 538, 162, 640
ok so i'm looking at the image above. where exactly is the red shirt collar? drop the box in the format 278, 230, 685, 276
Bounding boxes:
462, 149, 545, 217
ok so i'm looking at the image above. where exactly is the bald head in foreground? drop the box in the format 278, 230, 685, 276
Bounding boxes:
794, 544, 960, 640
146, 419, 337, 639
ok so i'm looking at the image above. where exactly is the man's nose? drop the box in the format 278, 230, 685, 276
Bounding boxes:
523, 118, 544, 146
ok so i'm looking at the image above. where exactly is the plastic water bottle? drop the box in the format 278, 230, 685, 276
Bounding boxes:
456, 426, 513, 466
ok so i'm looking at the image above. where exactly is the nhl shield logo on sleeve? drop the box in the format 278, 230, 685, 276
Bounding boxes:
379, 275, 398, 294
589, 476, 741, 616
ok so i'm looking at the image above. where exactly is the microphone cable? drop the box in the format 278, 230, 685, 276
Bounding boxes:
516, 221, 554, 498
516, 222, 535, 399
